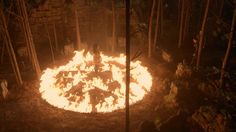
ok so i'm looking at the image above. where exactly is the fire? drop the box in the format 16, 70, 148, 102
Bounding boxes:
39, 50, 152, 113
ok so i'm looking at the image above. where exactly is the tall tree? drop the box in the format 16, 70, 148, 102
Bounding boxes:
220, 8, 236, 88
153, 0, 161, 51
196, 0, 210, 69
178, 0, 185, 48
0, 6, 23, 85
17, 0, 41, 79
148, 0, 156, 57
112, 0, 116, 52
75, 2, 81, 50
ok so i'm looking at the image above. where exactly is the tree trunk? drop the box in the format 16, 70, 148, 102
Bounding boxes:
178, 0, 185, 48
17, 0, 41, 79
125, 1, 130, 132
219, 0, 224, 17
220, 8, 236, 88
0, 7, 23, 85
53, 22, 59, 51
183, 1, 191, 44
45, 23, 55, 64
0, 39, 5, 64
112, 0, 116, 52
196, 0, 210, 69
153, 0, 161, 51
75, 8, 81, 50
148, 0, 156, 57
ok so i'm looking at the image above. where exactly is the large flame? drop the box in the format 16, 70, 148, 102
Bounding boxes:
39, 50, 152, 113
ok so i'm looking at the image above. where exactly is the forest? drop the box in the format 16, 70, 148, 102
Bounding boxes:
0, 0, 236, 132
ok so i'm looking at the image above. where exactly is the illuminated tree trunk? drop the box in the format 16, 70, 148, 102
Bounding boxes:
153, 0, 161, 51
53, 22, 59, 51
220, 8, 236, 88
75, 7, 81, 50
17, 0, 41, 79
148, 0, 156, 57
0, 7, 23, 85
196, 0, 210, 69
112, 0, 116, 52
45, 23, 55, 64
0, 39, 4, 64
219, 0, 224, 17
178, 0, 185, 48
183, 1, 191, 44
125, 0, 130, 132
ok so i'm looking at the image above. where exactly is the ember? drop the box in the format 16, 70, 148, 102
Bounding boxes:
39, 50, 152, 113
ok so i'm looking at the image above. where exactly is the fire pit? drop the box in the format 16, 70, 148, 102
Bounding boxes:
39, 50, 152, 113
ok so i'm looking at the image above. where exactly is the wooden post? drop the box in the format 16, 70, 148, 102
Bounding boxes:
75, 8, 81, 50
196, 0, 210, 69
112, 0, 116, 52
125, 0, 130, 132
183, 1, 191, 44
219, 0, 224, 17
53, 22, 59, 51
45, 23, 55, 64
0, 7, 23, 85
178, 0, 185, 48
220, 8, 236, 88
148, 0, 156, 57
0, 36, 5, 64
153, 0, 161, 51
17, 0, 41, 79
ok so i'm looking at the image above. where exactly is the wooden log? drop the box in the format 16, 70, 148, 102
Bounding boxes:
0, 8, 23, 85
220, 8, 236, 88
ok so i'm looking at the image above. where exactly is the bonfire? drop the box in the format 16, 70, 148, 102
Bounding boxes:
39, 50, 152, 113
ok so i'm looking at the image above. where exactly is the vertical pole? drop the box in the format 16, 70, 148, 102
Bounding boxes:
219, 0, 224, 17
0, 39, 5, 64
153, 0, 161, 51
53, 22, 59, 51
112, 0, 116, 52
148, 0, 156, 57
178, 0, 185, 48
196, 0, 210, 69
75, 8, 81, 50
18, 0, 41, 79
0, 8, 23, 86
45, 23, 55, 64
220, 8, 236, 88
125, 0, 130, 132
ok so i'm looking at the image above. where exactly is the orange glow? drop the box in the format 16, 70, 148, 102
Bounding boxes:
39, 50, 152, 113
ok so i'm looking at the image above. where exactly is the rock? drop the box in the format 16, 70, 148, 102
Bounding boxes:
136, 120, 159, 132
175, 62, 192, 79
190, 106, 230, 132
163, 82, 178, 108
0, 79, 8, 101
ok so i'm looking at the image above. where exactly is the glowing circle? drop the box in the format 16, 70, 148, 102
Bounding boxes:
39, 50, 152, 113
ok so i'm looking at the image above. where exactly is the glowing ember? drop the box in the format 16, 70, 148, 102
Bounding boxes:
39, 50, 152, 113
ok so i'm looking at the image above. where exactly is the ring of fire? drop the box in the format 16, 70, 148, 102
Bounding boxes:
39, 50, 152, 113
